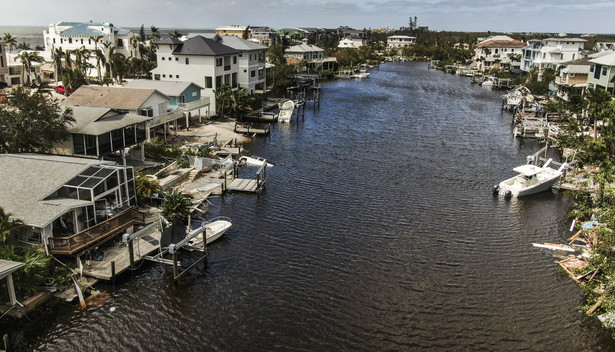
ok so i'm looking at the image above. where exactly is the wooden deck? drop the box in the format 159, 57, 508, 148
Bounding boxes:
82, 225, 162, 280
227, 178, 261, 192
234, 122, 270, 136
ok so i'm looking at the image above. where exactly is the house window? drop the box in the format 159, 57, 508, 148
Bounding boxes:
89, 39, 91, 44
68, 38, 72, 44
139, 108, 154, 117
215, 75, 222, 88
239, 53, 242, 57
175, 57, 178, 61
162, 57, 165, 60
176, 75, 179, 78
216, 58, 222, 66
205, 76, 212, 88
117, 39, 123, 48
60, 38, 63, 44
162, 74, 166, 78
53, 38, 56, 44
233, 56, 237, 64
80, 39, 83, 44
168, 57, 172, 61
590, 65, 594, 72
251, 70, 256, 78
185, 58, 189, 65
224, 74, 230, 85
603, 67, 608, 76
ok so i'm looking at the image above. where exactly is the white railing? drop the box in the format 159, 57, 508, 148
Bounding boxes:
148, 109, 185, 128
178, 97, 210, 111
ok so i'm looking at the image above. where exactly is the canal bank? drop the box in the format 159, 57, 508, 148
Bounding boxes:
11, 62, 615, 351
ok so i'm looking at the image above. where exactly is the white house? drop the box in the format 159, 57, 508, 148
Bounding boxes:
151, 36, 240, 115
43, 21, 135, 77
387, 35, 416, 49
473, 35, 526, 71
531, 38, 586, 71
285, 42, 329, 72
588, 52, 615, 95
521, 39, 544, 72
338, 36, 366, 49
249, 26, 279, 47
194, 34, 267, 94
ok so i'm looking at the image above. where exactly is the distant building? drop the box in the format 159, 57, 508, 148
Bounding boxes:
387, 35, 416, 48
285, 42, 335, 71
453, 43, 471, 50
473, 35, 526, 71
249, 26, 279, 47
554, 58, 591, 100
338, 36, 366, 49
215, 25, 249, 38
43, 21, 135, 77
523, 37, 586, 72
594, 42, 615, 52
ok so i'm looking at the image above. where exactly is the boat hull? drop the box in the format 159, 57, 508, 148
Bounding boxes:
498, 171, 561, 197
185, 219, 232, 250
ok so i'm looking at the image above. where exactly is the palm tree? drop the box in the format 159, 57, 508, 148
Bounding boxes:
130, 35, 140, 58
17, 51, 44, 86
2, 33, 17, 53
161, 189, 190, 224
107, 46, 127, 84
171, 30, 183, 40
51, 47, 64, 84
150, 26, 160, 42
0, 207, 23, 244
214, 84, 233, 117
17, 41, 31, 51
584, 88, 613, 140
94, 48, 106, 83
230, 88, 253, 120
135, 172, 162, 205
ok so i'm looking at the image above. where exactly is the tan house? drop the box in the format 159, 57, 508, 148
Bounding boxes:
554, 58, 591, 100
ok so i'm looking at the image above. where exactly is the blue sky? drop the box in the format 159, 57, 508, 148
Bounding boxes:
2, 0, 614, 33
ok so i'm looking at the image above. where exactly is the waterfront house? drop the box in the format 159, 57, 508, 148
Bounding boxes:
192, 34, 267, 94
51, 106, 150, 160
553, 58, 591, 100
526, 38, 586, 72
61, 85, 183, 141
521, 39, 544, 72
43, 21, 135, 77
588, 52, 615, 95
4, 51, 44, 86
0, 153, 140, 256
473, 35, 525, 71
124, 80, 210, 121
338, 36, 366, 49
150, 36, 240, 116
284, 42, 334, 71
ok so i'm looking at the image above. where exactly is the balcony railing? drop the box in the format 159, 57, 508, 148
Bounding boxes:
178, 97, 211, 111
147, 109, 185, 128
48, 206, 144, 256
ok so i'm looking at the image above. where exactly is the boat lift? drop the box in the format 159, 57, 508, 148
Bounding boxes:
142, 219, 211, 283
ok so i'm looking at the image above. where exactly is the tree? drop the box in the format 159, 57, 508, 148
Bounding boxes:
171, 30, 183, 40
214, 84, 233, 117
0, 207, 23, 244
135, 171, 162, 205
139, 24, 146, 42
51, 47, 64, 84
584, 88, 613, 140
17, 41, 31, 51
0, 86, 75, 153
161, 189, 190, 224
229, 88, 253, 120
150, 26, 160, 42
17, 51, 44, 86
2, 33, 17, 53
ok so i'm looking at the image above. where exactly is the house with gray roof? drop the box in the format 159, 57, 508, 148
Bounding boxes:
588, 52, 615, 95
0, 153, 139, 256
62, 85, 184, 142
43, 21, 135, 77
191, 34, 267, 94
151, 35, 240, 115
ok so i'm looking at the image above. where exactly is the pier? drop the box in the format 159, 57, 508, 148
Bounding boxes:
234, 122, 270, 136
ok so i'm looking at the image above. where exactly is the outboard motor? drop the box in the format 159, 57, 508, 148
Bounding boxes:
492, 185, 500, 194
504, 190, 512, 199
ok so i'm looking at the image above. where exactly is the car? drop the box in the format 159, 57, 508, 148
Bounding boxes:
53, 85, 75, 95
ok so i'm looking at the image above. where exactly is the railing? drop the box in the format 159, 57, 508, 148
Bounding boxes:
147, 109, 185, 128
48, 206, 144, 256
178, 97, 210, 111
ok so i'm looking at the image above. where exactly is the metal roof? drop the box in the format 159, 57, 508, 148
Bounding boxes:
171, 36, 239, 56
60, 24, 104, 37
0, 154, 115, 228
155, 37, 183, 45
590, 52, 615, 66
195, 34, 267, 51
286, 44, 324, 53
0, 259, 24, 280
124, 80, 204, 96
67, 106, 152, 135
62, 85, 170, 110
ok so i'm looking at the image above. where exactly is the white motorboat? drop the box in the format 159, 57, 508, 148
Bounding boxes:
278, 100, 295, 123
239, 155, 274, 168
351, 70, 370, 79
184, 216, 232, 250
495, 159, 567, 198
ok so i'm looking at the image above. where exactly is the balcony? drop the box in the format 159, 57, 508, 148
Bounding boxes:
147, 109, 185, 128
178, 97, 210, 111
48, 207, 144, 256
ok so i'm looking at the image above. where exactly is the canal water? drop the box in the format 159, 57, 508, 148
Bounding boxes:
19, 62, 615, 350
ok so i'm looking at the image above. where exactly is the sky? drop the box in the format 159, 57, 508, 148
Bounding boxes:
1, 0, 614, 34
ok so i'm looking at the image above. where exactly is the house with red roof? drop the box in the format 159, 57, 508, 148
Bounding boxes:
473, 36, 526, 71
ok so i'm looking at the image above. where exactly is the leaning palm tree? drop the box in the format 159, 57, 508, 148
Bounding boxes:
135, 171, 162, 206
17, 51, 44, 86
17, 41, 31, 51
130, 35, 140, 58
51, 47, 64, 85
94, 48, 106, 83
150, 26, 160, 42
2, 33, 17, 53
170, 29, 183, 40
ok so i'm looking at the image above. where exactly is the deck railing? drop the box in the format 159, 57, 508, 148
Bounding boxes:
48, 206, 144, 256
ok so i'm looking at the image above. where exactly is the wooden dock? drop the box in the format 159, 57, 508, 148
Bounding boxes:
83, 224, 162, 280
224, 163, 267, 193
234, 122, 270, 136
227, 178, 262, 192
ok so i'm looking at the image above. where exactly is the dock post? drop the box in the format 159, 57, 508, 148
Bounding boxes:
111, 261, 116, 285
170, 244, 179, 285
123, 234, 134, 270
3, 333, 9, 352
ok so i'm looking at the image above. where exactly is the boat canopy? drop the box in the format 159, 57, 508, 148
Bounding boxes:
512, 164, 544, 177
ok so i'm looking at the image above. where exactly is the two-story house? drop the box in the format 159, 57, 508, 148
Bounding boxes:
196, 34, 267, 94
249, 26, 279, 47
521, 39, 544, 72
151, 36, 240, 116
215, 25, 248, 38
43, 21, 135, 77
61, 85, 183, 142
553, 58, 591, 100
531, 38, 586, 71
338, 36, 366, 49
473, 36, 525, 71
588, 52, 615, 95
125, 80, 210, 123
285, 42, 327, 72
